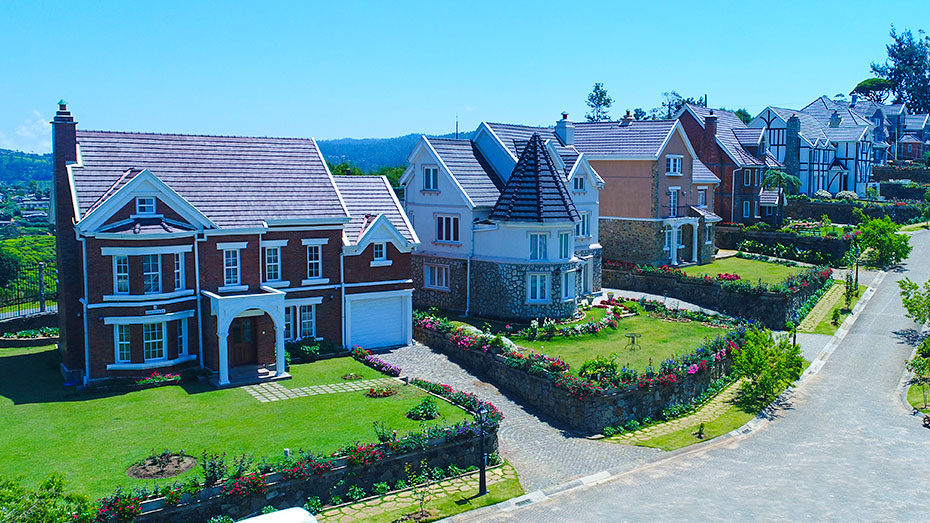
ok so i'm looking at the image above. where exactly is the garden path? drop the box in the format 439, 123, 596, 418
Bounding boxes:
458, 231, 930, 521
243, 378, 399, 403
797, 282, 844, 331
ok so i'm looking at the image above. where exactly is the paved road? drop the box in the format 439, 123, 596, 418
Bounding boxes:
474, 230, 930, 522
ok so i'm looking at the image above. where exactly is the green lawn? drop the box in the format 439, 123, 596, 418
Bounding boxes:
681, 257, 804, 285
805, 283, 868, 335
901, 222, 930, 232
0, 347, 470, 498
513, 310, 726, 372
908, 382, 930, 413
633, 402, 755, 451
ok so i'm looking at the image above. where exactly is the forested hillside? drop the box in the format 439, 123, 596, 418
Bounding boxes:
0, 149, 52, 183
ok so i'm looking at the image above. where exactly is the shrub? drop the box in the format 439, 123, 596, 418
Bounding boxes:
221, 472, 266, 498
372, 482, 391, 496
733, 328, 804, 408
96, 487, 143, 522
836, 190, 858, 200
346, 485, 366, 502
208, 516, 235, 523
261, 505, 278, 514
344, 443, 386, 467
201, 452, 227, 486
394, 479, 408, 490
859, 216, 912, 266
814, 189, 832, 199
303, 496, 322, 514
406, 397, 439, 421
329, 494, 343, 506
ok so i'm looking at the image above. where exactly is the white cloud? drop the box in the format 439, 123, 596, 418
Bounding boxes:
0, 111, 52, 153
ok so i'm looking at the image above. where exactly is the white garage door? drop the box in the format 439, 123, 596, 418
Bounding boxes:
348, 295, 408, 349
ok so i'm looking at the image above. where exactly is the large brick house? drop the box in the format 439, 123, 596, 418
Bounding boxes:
499, 114, 720, 266
401, 125, 603, 321
52, 103, 418, 386
678, 104, 782, 224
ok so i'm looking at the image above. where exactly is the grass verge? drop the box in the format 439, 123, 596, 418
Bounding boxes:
804, 283, 868, 335
680, 256, 805, 285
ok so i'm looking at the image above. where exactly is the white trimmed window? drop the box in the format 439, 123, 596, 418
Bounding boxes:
676, 228, 683, 247
142, 254, 161, 294
423, 166, 439, 190
766, 206, 774, 216
665, 155, 683, 175
705, 224, 713, 244
115, 324, 131, 363
561, 271, 575, 300
755, 201, 760, 218
143, 322, 165, 360
559, 232, 571, 259
698, 188, 707, 208
668, 189, 679, 218
284, 306, 296, 340
373, 243, 386, 261
529, 233, 547, 261
575, 212, 591, 237
299, 304, 315, 339
264, 247, 281, 282
425, 264, 449, 290
173, 253, 184, 290
307, 245, 322, 279
136, 196, 156, 214
223, 249, 240, 286
528, 273, 550, 303
573, 176, 585, 191
742, 201, 751, 218
664, 227, 672, 251
436, 215, 460, 243
744, 171, 751, 186
114, 255, 129, 294
177, 319, 187, 356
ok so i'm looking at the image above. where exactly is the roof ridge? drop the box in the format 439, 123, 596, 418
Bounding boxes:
77, 129, 317, 142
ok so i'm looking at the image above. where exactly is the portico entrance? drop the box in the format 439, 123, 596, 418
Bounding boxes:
229, 316, 257, 367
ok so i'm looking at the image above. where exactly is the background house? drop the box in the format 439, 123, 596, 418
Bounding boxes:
52, 103, 417, 386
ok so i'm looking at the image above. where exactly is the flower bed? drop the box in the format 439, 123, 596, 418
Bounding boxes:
0, 326, 58, 339
350, 347, 401, 377
135, 371, 180, 386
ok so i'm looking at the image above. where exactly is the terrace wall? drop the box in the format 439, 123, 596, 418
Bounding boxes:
879, 182, 927, 201
136, 431, 498, 522
872, 166, 930, 183
601, 267, 820, 329
714, 226, 852, 262
785, 199, 921, 224
414, 327, 732, 435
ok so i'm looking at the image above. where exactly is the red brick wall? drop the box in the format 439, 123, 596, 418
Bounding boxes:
84, 237, 195, 302
260, 229, 343, 287
101, 198, 190, 228
343, 242, 411, 283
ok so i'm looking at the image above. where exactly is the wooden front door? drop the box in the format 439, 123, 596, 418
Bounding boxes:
229, 317, 257, 367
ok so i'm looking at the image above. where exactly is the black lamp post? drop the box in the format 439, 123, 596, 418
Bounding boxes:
854, 243, 861, 293
476, 406, 488, 496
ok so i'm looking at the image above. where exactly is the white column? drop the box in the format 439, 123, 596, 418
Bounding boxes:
218, 329, 230, 385
692, 222, 699, 263
274, 325, 286, 376
671, 226, 679, 266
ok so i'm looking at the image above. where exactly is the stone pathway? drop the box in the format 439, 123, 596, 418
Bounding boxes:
606, 380, 742, 444
316, 464, 517, 523
797, 281, 844, 332
243, 378, 400, 403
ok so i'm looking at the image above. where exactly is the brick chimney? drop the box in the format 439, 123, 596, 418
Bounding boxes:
829, 110, 841, 128
620, 110, 633, 126
703, 110, 718, 158
554, 112, 574, 145
785, 114, 801, 178
51, 100, 85, 381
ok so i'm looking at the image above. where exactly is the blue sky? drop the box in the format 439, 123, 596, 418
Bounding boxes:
0, 1, 924, 153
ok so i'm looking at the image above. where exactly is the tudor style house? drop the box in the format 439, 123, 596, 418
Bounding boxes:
401, 125, 603, 321
750, 96, 874, 196
52, 103, 418, 386
678, 105, 782, 224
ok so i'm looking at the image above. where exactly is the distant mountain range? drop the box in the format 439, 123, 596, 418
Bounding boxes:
0, 130, 476, 184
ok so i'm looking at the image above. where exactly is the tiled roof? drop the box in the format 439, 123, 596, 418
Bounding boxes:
905, 114, 929, 131
801, 96, 873, 127
689, 206, 721, 222
489, 134, 579, 223
333, 175, 415, 244
686, 105, 764, 166
759, 188, 782, 206
768, 108, 831, 146
900, 134, 924, 144
484, 123, 582, 176
73, 131, 345, 228
823, 126, 869, 141
764, 151, 782, 168
425, 137, 503, 207
572, 120, 677, 157
692, 159, 720, 184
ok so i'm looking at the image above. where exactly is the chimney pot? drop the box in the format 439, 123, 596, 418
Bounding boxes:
562, 112, 569, 120
554, 113, 575, 145
621, 110, 633, 126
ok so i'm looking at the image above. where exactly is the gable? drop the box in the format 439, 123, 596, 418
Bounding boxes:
401, 137, 476, 209
343, 213, 415, 256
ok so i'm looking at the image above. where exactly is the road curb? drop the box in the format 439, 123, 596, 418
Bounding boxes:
443, 270, 888, 522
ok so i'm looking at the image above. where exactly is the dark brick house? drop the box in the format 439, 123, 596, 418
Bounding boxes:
52, 103, 418, 385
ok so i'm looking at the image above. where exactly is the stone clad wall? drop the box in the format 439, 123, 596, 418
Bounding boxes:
412, 254, 468, 312
415, 327, 732, 435
599, 219, 666, 265
714, 226, 852, 262
785, 199, 922, 224
469, 260, 577, 321
601, 268, 817, 329
576, 248, 603, 293
136, 429, 498, 522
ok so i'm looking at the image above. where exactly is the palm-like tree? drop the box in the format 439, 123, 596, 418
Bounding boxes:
762, 169, 801, 226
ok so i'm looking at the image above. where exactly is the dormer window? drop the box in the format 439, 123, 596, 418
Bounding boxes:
136, 197, 156, 215
373, 242, 386, 261
573, 177, 585, 191
665, 155, 683, 175
423, 166, 439, 191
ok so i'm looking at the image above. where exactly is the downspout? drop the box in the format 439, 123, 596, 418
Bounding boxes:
194, 232, 204, 368
465, 232, 474, 317
80, 235, 90, 385
340, 249, 346, 348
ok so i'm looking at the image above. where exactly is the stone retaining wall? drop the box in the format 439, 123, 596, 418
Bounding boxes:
0, 311, 57, 335
415, 327, 732, 434
879, 182, 927, 201
714, 226, 851, 262
873, 166, 930, 183
601, 268, 818, 329
136, 432, 497, 522
785, 199, 921, 224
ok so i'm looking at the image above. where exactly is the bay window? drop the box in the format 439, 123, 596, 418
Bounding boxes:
559, 232, 571, 259
143, 322, 165, 360
115, 324, 131, 363
529, 233, 547, 261
174, 253, 184, 290
142, 254, 161, 294
114, 255, 129, 294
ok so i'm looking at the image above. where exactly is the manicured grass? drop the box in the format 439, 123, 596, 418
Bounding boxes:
901, 222, 930, 232
681, 256, 805, 285
0, 346, 470, 498
287, 356, 385, 386
633, 403, 755, 451
806, 283, 868, 335
908, 382, 930, 413
450, 307, 607, 333
514, 312, 726, 372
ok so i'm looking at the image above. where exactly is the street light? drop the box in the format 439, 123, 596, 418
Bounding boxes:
476, 406, 488, 496
854, 243, 861, 293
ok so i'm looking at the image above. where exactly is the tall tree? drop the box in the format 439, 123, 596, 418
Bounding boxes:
660, 91, 705, 119
585, 83, 613, 122
734, 108, 752, 124
871, 27, 930, 113
632, 108, 647, 121
762, 169, 801, 226
852, 78, 895, 103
